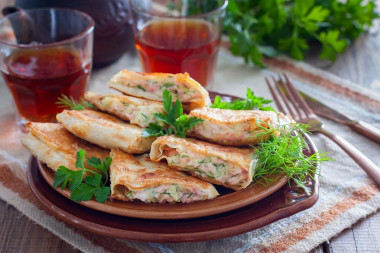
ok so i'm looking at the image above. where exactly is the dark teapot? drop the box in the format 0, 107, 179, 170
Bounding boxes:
5, 0, 135, 67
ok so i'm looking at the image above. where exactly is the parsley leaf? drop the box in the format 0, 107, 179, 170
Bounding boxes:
211, 88, 274, 111
53, 149, 112, 203
142, 123, 168, 137
56, 94, 94, 110
142, 89, 204, 138
318, 30, 347, 61
225, 0, 378, 65
70, 174, 111, 203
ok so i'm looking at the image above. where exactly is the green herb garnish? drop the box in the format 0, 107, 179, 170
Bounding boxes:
211, 88, 274, 111
253, 121, 331, 189
160, 83, 175, 89
56, 94, 94, 110
142, 89, 204, 138
225, 0, 377, 66
137, 85, 146, 91
53, 149, 112, 203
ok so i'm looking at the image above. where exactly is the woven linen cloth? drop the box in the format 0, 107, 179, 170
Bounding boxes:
0, 49, 380, 253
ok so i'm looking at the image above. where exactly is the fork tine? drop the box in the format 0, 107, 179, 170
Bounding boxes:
282, 74, 314, 116
265, 77, 286, 113
279, 75, 303, 118
271, 76, 299, 120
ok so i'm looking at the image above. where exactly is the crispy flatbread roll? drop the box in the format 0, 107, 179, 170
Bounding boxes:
188, 107, 292, 146
150, 135, 256, 190
84, 91, 164, 128
21, 122, 109, 172
108, 70, 211, 111
56, 109, 155, 154
110, 150, 219, 203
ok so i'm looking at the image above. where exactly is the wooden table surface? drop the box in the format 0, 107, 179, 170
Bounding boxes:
1, 4, 380, 253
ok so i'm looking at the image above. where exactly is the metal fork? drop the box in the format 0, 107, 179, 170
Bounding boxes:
266, 74, 380, 186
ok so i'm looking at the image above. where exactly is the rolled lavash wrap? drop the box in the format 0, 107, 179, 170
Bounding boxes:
56, 109, 155, 154
21, 122, 109, 172
84, 91, 164, 128
108, 70, 211, 111
110, 149, 219, 203
187, 107, 292, 146
150, 135, 256, 190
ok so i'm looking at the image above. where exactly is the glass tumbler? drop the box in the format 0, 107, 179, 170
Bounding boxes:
130, 0, 228, 87
0, 8, 94, 128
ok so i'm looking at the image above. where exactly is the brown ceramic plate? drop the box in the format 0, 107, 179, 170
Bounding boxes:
27, 132, 319, 242
26, 91, 320, 241
33, 91, 291, 220
37, 160, 287, 219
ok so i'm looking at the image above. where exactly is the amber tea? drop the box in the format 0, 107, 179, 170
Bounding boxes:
2, 47, 90, 122
135, 19, 220, 86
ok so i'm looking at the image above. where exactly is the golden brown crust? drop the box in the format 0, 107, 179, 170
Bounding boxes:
111, 150, 214, 190
187, 108, 292, 146
150, 135, 254, 190
85, 91, 162, 107
189, 107, 275, 124
23, 122, 109, 172
56, 109, 155, 154
110, 149, 218, 201
60, 109, 122, 125
151, 135, 253, 160
108, 69, 211, 111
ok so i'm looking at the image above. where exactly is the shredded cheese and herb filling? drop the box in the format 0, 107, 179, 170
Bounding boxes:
85, 92, 164, 128
123, 184, 210, 204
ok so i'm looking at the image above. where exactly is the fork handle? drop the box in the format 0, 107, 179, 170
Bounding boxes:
320, 129, 380, 186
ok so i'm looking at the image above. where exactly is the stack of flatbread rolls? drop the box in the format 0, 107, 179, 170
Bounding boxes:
22, 70, 290, 203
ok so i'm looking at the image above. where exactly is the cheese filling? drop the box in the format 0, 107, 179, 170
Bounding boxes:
125, 79, 199, 102
100, 96, 161, 128
192, 119, 262, 142
163, 147, 250, 188
124, 184, 208, 203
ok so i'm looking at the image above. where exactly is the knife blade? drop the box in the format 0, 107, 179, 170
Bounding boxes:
300, 91, 380, 144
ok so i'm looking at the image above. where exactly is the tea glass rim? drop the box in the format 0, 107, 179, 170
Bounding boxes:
129, 0, 228, 19
0, 7, 95, 49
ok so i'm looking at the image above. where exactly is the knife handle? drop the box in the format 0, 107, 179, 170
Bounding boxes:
348, 121, 380, 145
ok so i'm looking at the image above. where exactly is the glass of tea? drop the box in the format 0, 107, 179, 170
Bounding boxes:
0, 8, 94, 128
130, 0, 228, 86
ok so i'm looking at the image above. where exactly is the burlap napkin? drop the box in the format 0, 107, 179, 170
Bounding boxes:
0, 50, 379, 253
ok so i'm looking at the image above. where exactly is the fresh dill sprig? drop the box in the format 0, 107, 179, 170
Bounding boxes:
56, 94, 94, 110
253, 121, 331, 189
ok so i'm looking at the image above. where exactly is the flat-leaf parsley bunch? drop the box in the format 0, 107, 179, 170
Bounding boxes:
53, 149, 112, 203
225, 0, 378, 66
142, 89, 204, 138
211, 88, 274, 111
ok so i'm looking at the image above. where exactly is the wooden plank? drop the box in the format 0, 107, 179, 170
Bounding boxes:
311, 242, 330, 253
328, 212, 380, 252
311, 244, 324, 253
351, 212, 380, 252
329, 228, 357, 253
0, 199, 80, 253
